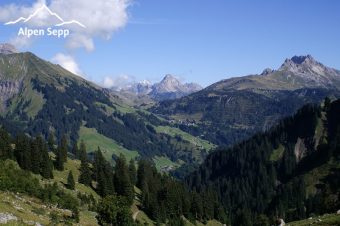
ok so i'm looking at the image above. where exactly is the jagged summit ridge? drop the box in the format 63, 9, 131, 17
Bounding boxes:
117, 74, 202, 101
276, 55, 340, 86
0, 43, 18, 55
279, 55, 319, 70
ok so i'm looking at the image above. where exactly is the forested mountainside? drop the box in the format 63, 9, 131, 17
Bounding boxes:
0, 123, 225, 225
0, 51, 214, 169
187, 98, 340, 225
151, 55, 340, 147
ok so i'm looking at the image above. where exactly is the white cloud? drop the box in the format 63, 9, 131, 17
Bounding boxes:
66, 33, 94, 52
101, 74, 135, 89
51, 53, 83, 77
9, 35, 33, 49
0, 0, 131, 51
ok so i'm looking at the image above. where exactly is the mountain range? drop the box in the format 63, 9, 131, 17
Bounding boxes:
0, 43, 339, 225
152, 55, 340, 146
111, 74, 202, 103
0, 44, 212, 170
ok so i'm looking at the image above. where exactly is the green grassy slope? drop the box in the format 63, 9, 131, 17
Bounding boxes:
78, 126, 139, 163
155, 126, 216, 151
288, 213, 340, 226
0, 158, 98, 226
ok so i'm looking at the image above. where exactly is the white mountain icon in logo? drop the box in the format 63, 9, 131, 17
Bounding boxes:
5, 4, 86, 28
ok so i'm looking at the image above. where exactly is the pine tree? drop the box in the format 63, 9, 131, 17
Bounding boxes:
0, 127, 12, 160
14, 134, 31, 171
93, 147, 105, 181
67, 170, 75, 190
93, 147, 114, 196
114, 154, 134, 204
128, 159, 137, 186
47, 132, 56, 153
30, 136, 43, 174
60, 134, 68, 162
40, 142, 54, 179
55, 146, 64, 171
324, 97, 331, 111
78, 141, 92, 186
72, 143, 79, 159
96, 195, 133, 226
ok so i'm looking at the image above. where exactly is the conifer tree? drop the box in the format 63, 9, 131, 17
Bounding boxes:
47, 132, 55, 153
93, 147, 115, 196
55, 146, 64, 171
72, 143, 79, 159
67, 170, 75, 190
40, 142, 54, 179
30, 136, 43, 174
78, 140, 92, 186
128, 159, 137, 186
60, 134, 68, 162
114, 154, 134, 204
14, 134, 31, 171
0, 127, 12, 160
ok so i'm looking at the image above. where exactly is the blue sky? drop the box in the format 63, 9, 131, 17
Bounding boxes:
0, 0, 340, 87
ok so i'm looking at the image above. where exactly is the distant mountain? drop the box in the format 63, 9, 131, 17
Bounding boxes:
209, 55, 340, 91
187, 99, 340, 225
0, 43, 17, 55
150, 74, 203, 101
152, 55, 340, 146
0, 46, 213, 168
112, 74, 202, 103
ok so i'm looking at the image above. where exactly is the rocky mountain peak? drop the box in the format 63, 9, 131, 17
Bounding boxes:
116, 74, 202, 101
280, 55, 320, 70
0, 43, 18, 55
159, 74, 181, 90
290, 55, 315, 64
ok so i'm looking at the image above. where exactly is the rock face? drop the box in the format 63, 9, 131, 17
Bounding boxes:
294, 138, 307, 162
0, 44, 18, 55
116, 74, 202, 101
278, 218, 285, 226
0, 213, 18, 224
277, 55, 340, 89
150, 74, 202, 100
0, 81, 21, 112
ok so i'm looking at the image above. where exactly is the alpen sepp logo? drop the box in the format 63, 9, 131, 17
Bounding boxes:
4, 4, 86, 38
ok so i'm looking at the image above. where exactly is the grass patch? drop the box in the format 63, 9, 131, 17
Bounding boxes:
0, 192, 57, 225
153, 156, 181, 171
49, 158, 100, 200
78, 126, 139, 163
114, 103, 135, 114
288, 213, 340, 226
95, 102, 115, 116
270, 144, 284, 161
155, 126, 216, 151
304, 158, 340, 197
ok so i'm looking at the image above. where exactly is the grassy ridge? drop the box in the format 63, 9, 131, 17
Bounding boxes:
155, 125, 216, 151
78, 126, 139, 163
